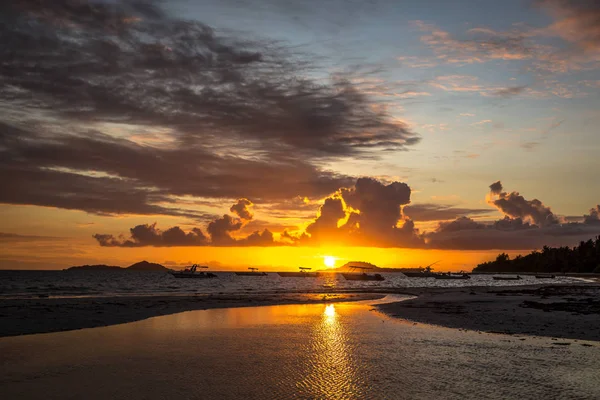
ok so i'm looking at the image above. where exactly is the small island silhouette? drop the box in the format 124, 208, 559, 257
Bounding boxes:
66, 260, 169, 272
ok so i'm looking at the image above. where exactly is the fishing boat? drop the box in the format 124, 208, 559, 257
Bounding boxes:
492, 275, 522, 281
402, 261, 440, 278
434, 272, 470, 280
342, 266, 385, 281
535, 274, 556, 279
235, 267, 267, 276
170, 264, 217, 279
277, 267, 319, 278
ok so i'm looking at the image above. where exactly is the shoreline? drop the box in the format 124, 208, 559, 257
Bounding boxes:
0, 292, 384, 337
377, 284, 600, 342
2, 283, 599, 340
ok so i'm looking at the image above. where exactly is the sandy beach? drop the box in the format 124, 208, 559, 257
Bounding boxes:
378, 284, 600, 341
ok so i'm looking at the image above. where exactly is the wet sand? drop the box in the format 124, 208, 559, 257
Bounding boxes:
0, 292, 383, 337
3, 283, 599, 341
378, 284, 600, 341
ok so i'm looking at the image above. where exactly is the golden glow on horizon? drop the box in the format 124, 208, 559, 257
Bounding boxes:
324, 256, 336, 268
0, 239, 526, 271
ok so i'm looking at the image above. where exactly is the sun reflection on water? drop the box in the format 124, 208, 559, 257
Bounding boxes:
324, 304, 336, 320
296, 303, 366, 399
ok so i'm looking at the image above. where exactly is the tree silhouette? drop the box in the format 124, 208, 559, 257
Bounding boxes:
474, 236, 600, 273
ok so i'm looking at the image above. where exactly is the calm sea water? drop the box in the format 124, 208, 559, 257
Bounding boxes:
0, 270, 581, 299
2, 296, 598, 399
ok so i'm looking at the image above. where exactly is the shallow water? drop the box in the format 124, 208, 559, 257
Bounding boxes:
1, 296, 598, 399
0, 270, 581, 299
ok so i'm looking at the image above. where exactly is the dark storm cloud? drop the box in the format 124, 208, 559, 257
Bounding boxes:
0, 0, 419, 217
230, 199, 254, 221
206, 215, 243, 245
488, 181, 559, 226
305, 197, 346, 240
340, 178, 411, 235
0, 159, 207, 219
0, 0, 418, 155
240, 229, 275, 246
489, 181, 503, 195
0, 121, 354, 215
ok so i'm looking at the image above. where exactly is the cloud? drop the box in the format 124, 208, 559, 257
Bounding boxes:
305, 197, 346, 240
94, 223, 208, 247
429, 75, 528, 98
403, 204, 490, 222
302, 177, 423, 247
93, 178, 424, 248
489, 181, 503, 195
94, 199, 275, 247
415, 9, 600, 75
93, 178, 600, 250
581, 80, 600, 88
230, 199, 254, 221
241, 229, 275, 246
488, 181, 559, 226
425, 182, 600, 250
490, 86, 528, 97
493, 216, 535, 231
584, 205, 600, 225
520, 141, 541, 151
436, 216, 486, 233
414, 21, 533, 65
0, 233, 62, 243
207, 215, 243, 246
537, 0, 600, 52
0, 0, 419, 218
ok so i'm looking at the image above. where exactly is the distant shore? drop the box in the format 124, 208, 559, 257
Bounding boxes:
378, 284, 600, 342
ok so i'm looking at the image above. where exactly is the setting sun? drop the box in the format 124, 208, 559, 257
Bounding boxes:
324, 256, 336, 268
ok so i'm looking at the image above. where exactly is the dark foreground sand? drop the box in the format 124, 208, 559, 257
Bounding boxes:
378, 284, 600, 341
0, 292, 383, 337
3, 284, 600, 341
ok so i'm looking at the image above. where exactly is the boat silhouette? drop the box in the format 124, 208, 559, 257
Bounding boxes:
235, 267, 267, 276
170, 264, 217, 279
342, 265, 384, 281
433, 271, 470, 280
277, 267, 319, 278
402, 261, 440, 277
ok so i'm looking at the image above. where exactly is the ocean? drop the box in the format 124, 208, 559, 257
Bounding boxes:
0, 270, 581, 299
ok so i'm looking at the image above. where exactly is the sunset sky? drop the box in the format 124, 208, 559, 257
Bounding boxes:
1, 0, 600, 271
